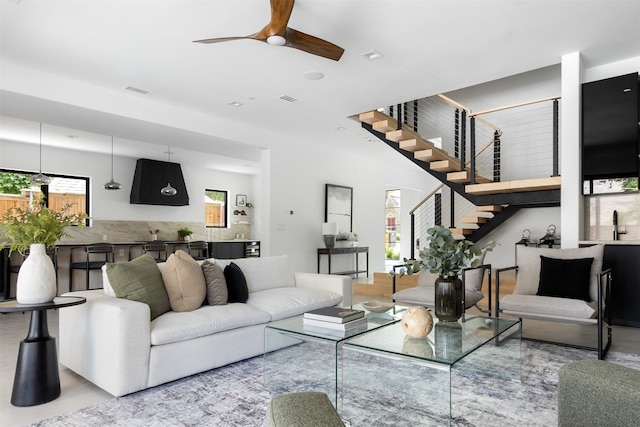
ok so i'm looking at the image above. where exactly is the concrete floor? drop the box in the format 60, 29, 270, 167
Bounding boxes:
1, 295, 639, 427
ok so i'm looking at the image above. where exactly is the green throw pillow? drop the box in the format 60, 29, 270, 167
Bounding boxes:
106, 253, 171, 320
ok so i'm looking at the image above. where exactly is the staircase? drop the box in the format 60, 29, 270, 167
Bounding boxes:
359, 100, 561, 244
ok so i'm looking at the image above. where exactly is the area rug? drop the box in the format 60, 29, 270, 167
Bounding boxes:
31, 342, 639, 427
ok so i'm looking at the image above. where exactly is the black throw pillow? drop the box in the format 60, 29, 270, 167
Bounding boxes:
224, 262, 249, 303
536, 256, 594, 301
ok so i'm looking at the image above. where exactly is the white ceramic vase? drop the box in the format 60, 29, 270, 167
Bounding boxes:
16, 243, 57, 304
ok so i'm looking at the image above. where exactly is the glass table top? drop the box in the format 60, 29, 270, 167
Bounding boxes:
265, 304, 405, 342
343, 314, 519, 366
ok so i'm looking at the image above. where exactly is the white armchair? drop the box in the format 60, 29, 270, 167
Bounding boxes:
495, 244, 612, 359
392, 261, 491, 314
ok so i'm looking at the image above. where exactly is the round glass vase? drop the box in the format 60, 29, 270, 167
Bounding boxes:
434, 275, 463, 322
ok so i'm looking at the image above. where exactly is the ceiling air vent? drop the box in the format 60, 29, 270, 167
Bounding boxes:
279, 94, 299, 103
125, 85, 151, 95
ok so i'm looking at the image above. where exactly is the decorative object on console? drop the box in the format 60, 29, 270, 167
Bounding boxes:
150, 229, 159, 241
322, 222, 338, 249
0, 202, 87, 303
401, 306, 434, 338
104, 136, 122, 190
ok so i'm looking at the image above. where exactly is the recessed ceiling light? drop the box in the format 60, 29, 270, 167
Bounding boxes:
67, 135, 78, 139
336, 126, 346, 131
124, 85, 151, 95
361, 49, 383, 61
228, 101, 243, 107
302, 71, 324, 80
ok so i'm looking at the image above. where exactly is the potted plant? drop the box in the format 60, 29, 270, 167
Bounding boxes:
178, 227, 193, 241
391, 225, 495, 321
0, 202, 87, 303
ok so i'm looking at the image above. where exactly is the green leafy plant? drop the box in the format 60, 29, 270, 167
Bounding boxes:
385, 247, 400, 260
178, 227, 193, 239
0, 203, 88, 254
390, 225, 495, 278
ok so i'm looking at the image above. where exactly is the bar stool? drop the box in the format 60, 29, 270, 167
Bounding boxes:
8, 247, 58, 298
143, 242, 168, 263
69, 244, 115, 291
187, 241, 209, 260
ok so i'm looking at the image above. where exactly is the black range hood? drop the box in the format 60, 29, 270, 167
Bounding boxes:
130, 158, 189, 206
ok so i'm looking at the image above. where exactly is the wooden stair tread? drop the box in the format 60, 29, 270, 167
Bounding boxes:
477, 205, 503, 212
372, 118, 398, 133
359, 110, 388, 125
414, 148, 448, 162
450, 227, 474, 235
465, 176, 561, 195
400, 138, 436, 152
386, 126, 422, 143
430, 159, 461, 172
461, 216, 489, 224
447, 170, 493, 184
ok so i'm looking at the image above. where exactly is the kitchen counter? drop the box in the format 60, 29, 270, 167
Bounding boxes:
579, 240, 640, 246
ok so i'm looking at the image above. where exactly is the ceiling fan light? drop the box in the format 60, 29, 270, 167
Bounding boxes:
267, 35, 286, 46
161, 183, 178, 196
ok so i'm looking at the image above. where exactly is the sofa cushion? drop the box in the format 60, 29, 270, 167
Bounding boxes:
150, 303, 271, 346
224, 262, 249, 303
247, 287, 342, 321
215, 255, 294, 293
201, 260, 228, 305
161, 250, 207, 312
537, 256, 594, 301
500, 294, 597, 320
105, 254, 171, 320
514, 245, 604, 302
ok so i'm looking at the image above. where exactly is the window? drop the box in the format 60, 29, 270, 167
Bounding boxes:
205, 189, 227, 228
0, 169, 89, 222
385, 189, 401, 260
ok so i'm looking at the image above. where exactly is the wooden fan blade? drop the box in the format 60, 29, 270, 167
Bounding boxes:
267, 0, 294, 36
194, 36, 255, 44
285, 28, 344, 61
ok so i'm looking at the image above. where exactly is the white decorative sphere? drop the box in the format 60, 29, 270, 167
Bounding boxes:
401, 306, 434, 338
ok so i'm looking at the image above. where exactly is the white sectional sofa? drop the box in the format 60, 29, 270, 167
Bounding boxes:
59, 255, 352, 397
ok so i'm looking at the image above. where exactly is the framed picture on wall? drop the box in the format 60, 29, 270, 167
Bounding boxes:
236, 194, 247, 207
325, 184, 353, 234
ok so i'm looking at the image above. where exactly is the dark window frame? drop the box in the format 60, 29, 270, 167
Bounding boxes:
205, 189, 228, 228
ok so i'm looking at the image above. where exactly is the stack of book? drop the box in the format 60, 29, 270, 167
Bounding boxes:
303, 307, 367, 336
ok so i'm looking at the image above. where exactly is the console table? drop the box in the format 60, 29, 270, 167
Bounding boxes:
317, 247, 369, 278
0, 296, 86, 406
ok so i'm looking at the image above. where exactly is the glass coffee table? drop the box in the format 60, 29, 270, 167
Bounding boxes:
263, 304, 404, 407
340, 314, 521, 425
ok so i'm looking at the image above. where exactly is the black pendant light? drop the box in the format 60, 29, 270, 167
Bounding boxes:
160, 146, 177, 196
30, 123, 52, 185
104, 136, 122, 190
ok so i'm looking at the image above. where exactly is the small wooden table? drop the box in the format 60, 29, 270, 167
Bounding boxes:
317, 246, 369, 278
0, 296, 86, 406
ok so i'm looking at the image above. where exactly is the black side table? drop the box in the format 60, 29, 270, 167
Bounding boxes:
0, 296, 86, 406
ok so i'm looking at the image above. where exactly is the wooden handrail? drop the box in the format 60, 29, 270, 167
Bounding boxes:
465, 137, 496, 167
470, 96, 560, 117
436, 94, 472, 113
410, 183, 445, 215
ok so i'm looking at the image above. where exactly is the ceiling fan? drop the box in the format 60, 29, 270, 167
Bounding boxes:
193, 0, 344, 61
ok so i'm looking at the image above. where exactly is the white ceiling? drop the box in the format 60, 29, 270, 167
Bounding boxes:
1, 0, 639, 173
